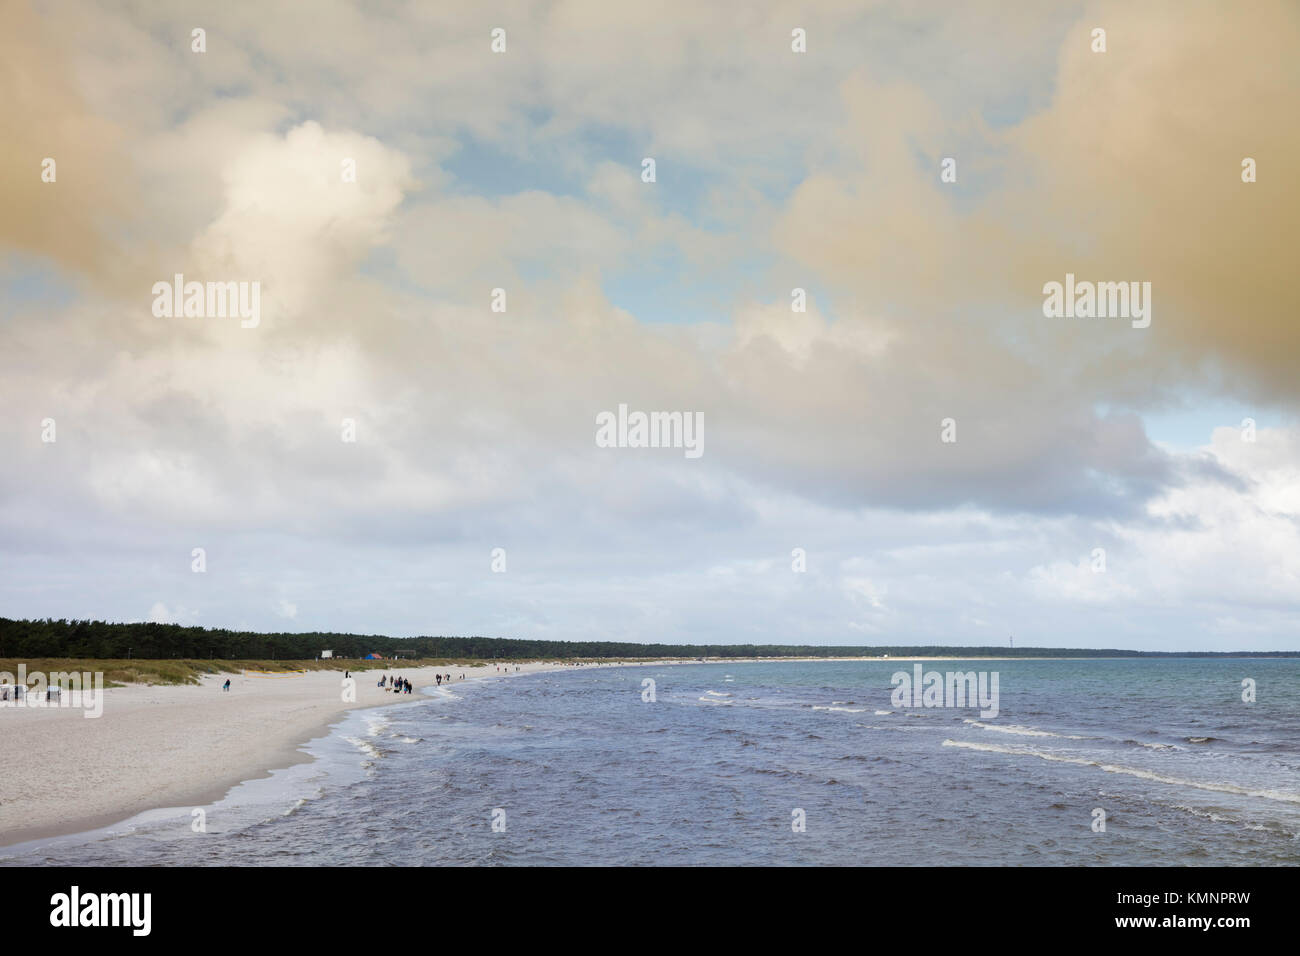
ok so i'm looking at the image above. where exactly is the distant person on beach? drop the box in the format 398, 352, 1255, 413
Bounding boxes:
222, 679, 230, 692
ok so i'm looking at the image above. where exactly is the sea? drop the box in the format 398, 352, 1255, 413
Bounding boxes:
4, 658, 1298, 866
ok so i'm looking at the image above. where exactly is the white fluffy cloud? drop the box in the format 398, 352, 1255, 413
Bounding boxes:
1, 1, 1297, 650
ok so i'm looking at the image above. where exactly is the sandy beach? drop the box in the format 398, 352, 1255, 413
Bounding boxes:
0, 661, 577, 848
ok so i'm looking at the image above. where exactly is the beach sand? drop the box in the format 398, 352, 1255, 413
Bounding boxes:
0, 661, 575, 848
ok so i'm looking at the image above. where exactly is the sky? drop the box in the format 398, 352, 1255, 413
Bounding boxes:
2, 0, 1298, 650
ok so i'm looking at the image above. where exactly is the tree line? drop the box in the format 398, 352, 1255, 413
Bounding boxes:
0, 618, 1292, 660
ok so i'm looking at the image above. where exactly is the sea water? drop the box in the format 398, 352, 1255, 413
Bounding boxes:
4, 659, 1298, 866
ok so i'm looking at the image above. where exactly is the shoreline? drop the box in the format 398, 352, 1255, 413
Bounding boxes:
1, 654, 1250, 851
0, 662, 543, 849
0, 660, 682, 851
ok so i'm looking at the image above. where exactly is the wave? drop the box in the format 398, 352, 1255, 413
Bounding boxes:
1123, 738, 1182, 751
813, 705, 867, 713
963, 719, 1085, 740
704, 690, 734, 698
942, 739, 1300, 805
1159, 801, 1298, 838
363, 714, 391, 737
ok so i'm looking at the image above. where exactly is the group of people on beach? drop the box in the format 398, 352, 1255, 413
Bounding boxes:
379, 674, 413, 694
378, 673, 459, 692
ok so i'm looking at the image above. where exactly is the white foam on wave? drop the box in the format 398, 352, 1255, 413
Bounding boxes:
875, 710, 893, 716
813, 705, 867, 713
963, 719, 1085, 740
698, 696, 733, 705
343, 735, 382, 761
704, 690, 734, 697
942, 739, 1300, 805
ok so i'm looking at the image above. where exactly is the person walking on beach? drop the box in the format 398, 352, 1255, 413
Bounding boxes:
223, 678, 231, 692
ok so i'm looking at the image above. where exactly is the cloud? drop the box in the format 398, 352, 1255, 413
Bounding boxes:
0, 1, 135, 281
147, 602, 197, 625
1, 0, 1297, 649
